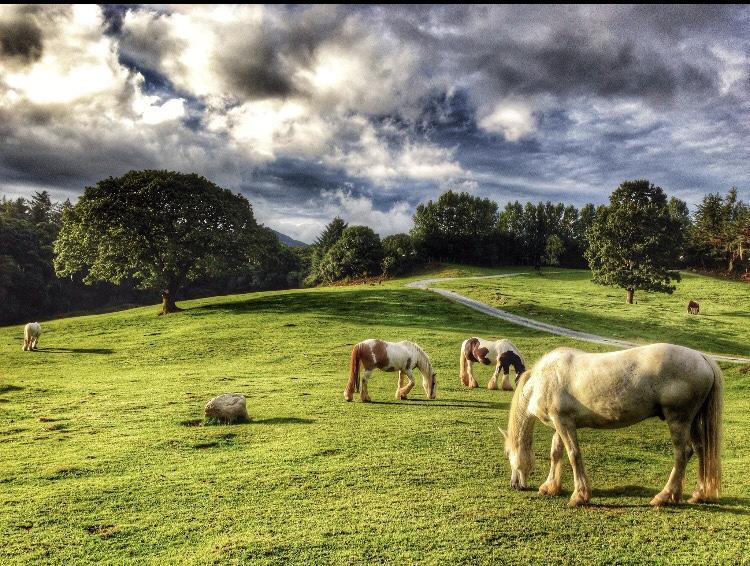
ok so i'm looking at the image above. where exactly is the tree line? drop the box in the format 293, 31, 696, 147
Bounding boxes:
1, 170, 748, 324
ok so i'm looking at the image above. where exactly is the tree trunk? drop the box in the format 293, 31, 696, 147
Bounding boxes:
626, 288, 634, 304
159, 288, 183, 315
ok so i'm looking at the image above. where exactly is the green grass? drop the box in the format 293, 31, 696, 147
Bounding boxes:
1, 268, 749, 564
434, 268, 750, 358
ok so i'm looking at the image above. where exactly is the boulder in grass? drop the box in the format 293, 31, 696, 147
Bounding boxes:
204, 393, 249, 424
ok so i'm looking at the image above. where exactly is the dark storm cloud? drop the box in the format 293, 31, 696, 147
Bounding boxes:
2, 4, 749, 242
0, 14, 43, 64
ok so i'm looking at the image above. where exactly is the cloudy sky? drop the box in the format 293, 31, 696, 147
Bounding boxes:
1, 5, 749, 242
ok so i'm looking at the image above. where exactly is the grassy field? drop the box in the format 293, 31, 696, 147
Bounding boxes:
434, 268, 750, 358
1, 265, 749, 564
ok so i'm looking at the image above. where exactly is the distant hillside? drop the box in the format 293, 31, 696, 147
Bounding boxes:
270, 229, 308, 247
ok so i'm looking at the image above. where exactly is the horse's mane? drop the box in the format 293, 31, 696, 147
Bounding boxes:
507, 370, 535, 456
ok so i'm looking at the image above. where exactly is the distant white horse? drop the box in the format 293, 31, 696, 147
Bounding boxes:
22, 322, 42, 351
459, 337, 525, 390
344, 339, 437, 402
503, 343, 722, 507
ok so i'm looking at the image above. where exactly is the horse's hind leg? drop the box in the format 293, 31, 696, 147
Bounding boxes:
467, 362, 479, 389
360, 370, 373, 403
651, 419, 693, 506
539, 432, 564, 496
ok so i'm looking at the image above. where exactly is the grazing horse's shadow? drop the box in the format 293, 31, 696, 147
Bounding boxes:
252, 417, 315, 425
37, 348, 114, 354
370, 398, 508, 410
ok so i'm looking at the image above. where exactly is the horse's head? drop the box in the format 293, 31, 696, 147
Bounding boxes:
501, 372, 535, 489
423, 370, 437, 399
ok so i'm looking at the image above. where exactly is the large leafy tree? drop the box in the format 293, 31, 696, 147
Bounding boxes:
411, 190, 499, 265
317, 225, 384, 284
585, 180, 682, 304
54, 170, 270, 314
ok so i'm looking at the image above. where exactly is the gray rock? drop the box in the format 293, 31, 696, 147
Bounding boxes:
204, 393, 249, 424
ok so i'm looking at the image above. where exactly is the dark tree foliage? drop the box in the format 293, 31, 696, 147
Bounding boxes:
381, 233, 418, 276
305, 217, 348, 286
689, 188, 750, 274
317, 226, 384, 284
585, 180, 682, 304
54, 170, 276, 314
411, 190, 499, 265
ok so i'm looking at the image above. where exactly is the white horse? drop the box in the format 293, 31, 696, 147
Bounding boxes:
344, 339, 437, 402
502, 343, 722, 507
459, 337, 525, 390
22, 322, 42, 351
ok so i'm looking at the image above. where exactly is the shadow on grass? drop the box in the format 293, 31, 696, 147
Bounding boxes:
37, 348, 114, 355
188, 288, 537, 339
369, 398, 508, 410
252, 417, 315, 425
0, 384, 23, 394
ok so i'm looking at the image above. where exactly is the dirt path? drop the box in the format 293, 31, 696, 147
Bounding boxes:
407, 274, 750, 364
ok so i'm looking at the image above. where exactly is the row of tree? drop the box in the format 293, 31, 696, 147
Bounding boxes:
1, 170, 747, 323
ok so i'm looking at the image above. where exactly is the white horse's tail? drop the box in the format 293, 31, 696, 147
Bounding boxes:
459, 339, 471, 386
694, 355, 723, 501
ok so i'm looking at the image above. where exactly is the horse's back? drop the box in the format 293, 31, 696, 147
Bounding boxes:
531, 344, 715, 427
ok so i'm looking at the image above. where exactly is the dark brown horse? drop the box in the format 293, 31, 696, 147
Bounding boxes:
688, 300, 700, 315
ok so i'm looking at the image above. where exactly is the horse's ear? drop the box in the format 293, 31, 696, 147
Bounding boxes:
499, 428, 508, 440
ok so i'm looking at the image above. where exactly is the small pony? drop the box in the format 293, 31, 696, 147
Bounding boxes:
503, 343, 722, 507
459, 337, 525, 391
344, 339, 437, 402
22, 322, 42, 351
688, 300, 700, 314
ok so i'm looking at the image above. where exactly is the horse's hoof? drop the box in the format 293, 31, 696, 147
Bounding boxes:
468, 381, 479, 389
568, 493, 590, 507
650, 492, 680, 507
361, 397, 371, 403
687, 491, 707, 504
502, 385, 513, 392
487, 382, 498, 391
539, 482, 561, 496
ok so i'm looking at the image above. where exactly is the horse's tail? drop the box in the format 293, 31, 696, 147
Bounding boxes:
459, 339, 472, 386
694, 355, 723, 501
346, 344, 362, 396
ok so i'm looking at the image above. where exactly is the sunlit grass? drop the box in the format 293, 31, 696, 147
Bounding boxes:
1, 267, 748, 564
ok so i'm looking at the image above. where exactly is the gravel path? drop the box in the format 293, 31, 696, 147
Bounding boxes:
407, 274, 750, 364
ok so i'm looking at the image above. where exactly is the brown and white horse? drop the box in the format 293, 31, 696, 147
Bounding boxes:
459, 337, 525, 390
503, 343, 722, 507
344, 339, 437, 402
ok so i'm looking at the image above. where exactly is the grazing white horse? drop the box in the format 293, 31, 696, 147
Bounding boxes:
22, 322, 42, 351
459, 337, 525, 390
344, 339, 437, 402
503, 343, 722, 507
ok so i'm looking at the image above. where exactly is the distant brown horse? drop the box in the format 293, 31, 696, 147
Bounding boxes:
688, 300, 700, 315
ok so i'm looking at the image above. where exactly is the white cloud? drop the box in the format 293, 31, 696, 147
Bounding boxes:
478, 103, 536, 141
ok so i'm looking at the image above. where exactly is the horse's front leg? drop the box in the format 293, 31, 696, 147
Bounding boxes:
538, 432, 564, 496
360, 370, 373, 403
555, 420, 591, 506
487, 362, 501, 390
395, 370, 406, 400
400, 370, 415, 399
651, 419, 692, 506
